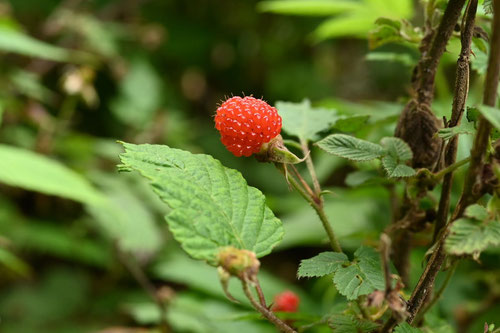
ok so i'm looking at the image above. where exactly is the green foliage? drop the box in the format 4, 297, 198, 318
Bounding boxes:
0, 25, 89, 62
277, 99, 337, 142
259, 0, 413, 41
437, 121, 476, 140
118, 142, 283, 264
257, 0, 360, 16
394, 322, 423, 333
87, 175, 163, 254
465, 204, 489, 221
478, 105, 500, 131
368, 18, 421, 49
110, 58, 163, 128
316, 134, 385, 161
328, 313, 380, 332
332, 114, 370, 132
297, 251, 348, 278
0, 144, 104, 204
317, 135, 415, 177
445, 218, 500, 256
333, 246, 385, 300
0, 247, 31, 277
380, 137, 415, 178
445, 204, 500, 257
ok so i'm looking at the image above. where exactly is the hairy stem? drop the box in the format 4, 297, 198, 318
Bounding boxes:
278, 165, 342, 252
300, 139, 321, 196
242, 277, 297, 333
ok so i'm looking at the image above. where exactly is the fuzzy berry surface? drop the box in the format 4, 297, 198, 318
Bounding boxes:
215, 96, 282, 157
272, 290, 300, 313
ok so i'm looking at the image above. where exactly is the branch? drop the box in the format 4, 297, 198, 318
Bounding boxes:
453, 0, 500, 218
434, 0, 478, 242
241, 276, 297, 333
407, 0, 500, 324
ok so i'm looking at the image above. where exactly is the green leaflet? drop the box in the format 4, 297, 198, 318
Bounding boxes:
316, 134, 385, 161
118, 143, 284, 264
394, 322, 423, 333
277, 99, 338, 142
333, 246, 385, 300
328, 313, 379, 333
297, 252, 348, 278
465, 204, 489, 221
0, 144, 104, 204
380, 137, 415, 178
445, 218, 500, 256
381, 156, 416, 177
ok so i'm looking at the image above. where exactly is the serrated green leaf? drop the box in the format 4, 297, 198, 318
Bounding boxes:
380, 138, 415, 178
277, 100, 338, 142
328, 313, 379, 333
478, 105, 500, 131
257, 0, 361, 16
465, 204, 489, 221
332, 115, 370, 132
118, 143, 284, 264
298, 252, 348, 278
380, 137, 413, 161
333, 246, 385, 300
0, 144, 104, 204
394, 322, 423, 333
316, 134, 385, 161
437, 121, 475, 140
381, 155, 416, 178
0, 25, 90, 62
445, 218, 500, 256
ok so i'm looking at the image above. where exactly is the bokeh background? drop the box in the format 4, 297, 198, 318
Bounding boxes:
0, 0, 498, 332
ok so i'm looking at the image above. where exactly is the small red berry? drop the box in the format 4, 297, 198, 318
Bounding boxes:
272, 290, 300, 313
215, 96, 282, 157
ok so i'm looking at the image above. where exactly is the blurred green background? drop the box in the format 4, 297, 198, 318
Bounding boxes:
0, 0, 498, 332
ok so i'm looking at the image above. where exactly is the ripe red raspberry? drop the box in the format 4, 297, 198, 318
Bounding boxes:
272, 290, 300, 313
215, 96, 282, 157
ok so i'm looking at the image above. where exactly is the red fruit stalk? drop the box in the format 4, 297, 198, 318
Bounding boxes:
272, 290, 300, 313
215, 96, 282, 157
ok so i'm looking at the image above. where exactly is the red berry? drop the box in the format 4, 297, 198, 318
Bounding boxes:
272, 290, 300, 313
215, 96, 282, 157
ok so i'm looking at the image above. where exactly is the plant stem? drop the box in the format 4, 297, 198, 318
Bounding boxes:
434, 157, 471, 180
283, 170, 342, 252
241, 277, 297, 333
414, 261, 458, 324
453, 0, 500, 218
434, 0, 477, 242
255, 281, 267, 307
300, 139, 321, 196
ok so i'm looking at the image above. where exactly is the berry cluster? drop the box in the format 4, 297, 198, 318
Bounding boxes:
215, 96, 282, 157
